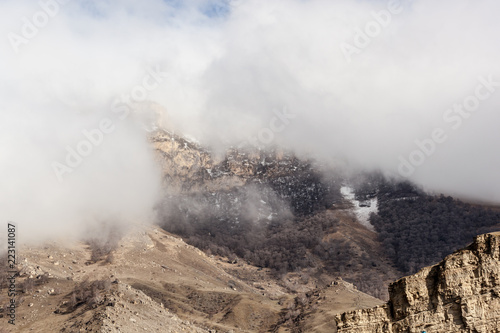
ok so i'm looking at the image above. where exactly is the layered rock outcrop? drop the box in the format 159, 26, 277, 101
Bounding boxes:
336, 232, 500, 332
151, 129, 341, 215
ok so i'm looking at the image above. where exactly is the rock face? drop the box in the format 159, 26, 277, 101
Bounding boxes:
151, 129, 341, 216
336, 232, 500, 332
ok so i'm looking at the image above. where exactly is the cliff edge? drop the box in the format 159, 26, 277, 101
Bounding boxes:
336, 232, 500, 332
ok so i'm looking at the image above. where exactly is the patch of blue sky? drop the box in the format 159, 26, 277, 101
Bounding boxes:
200, 0, 233, 19
76, 0, 109, 19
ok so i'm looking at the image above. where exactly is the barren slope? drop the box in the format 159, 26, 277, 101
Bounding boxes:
1, 223, 380, 332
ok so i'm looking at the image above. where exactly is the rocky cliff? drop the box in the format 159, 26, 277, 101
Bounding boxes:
150, 129, 341, 216
336, 232, 500, 332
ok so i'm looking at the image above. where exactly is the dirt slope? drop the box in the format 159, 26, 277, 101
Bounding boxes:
1, 223, 381, 332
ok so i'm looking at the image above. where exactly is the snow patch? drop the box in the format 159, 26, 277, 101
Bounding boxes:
340, 186, 378, 231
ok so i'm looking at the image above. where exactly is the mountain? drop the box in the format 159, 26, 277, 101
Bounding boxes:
151, 129, 400, 300
150, 128, 341, 215
336, 232, 500, 332
3, 118, 499, 332
150, 126, 499, 301
0, 224, 381, 332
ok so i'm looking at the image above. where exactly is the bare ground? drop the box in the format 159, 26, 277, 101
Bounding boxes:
0, 223, 383, 332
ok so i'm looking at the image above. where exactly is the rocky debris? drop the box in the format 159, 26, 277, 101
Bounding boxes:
336, 232, 500, 332
91, 283, 209, 333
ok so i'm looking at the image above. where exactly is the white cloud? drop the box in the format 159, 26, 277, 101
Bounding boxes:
0, 0, 499, 242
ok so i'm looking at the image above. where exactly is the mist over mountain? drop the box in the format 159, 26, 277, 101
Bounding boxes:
3, 3, 500, 332
1, 0, 500, 242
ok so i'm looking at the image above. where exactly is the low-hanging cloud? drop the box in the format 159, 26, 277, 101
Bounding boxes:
1, 0, 499, 243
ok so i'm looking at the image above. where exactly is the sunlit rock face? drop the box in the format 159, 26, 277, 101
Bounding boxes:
336, 232, 500, 333
151, 129, 341, 217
